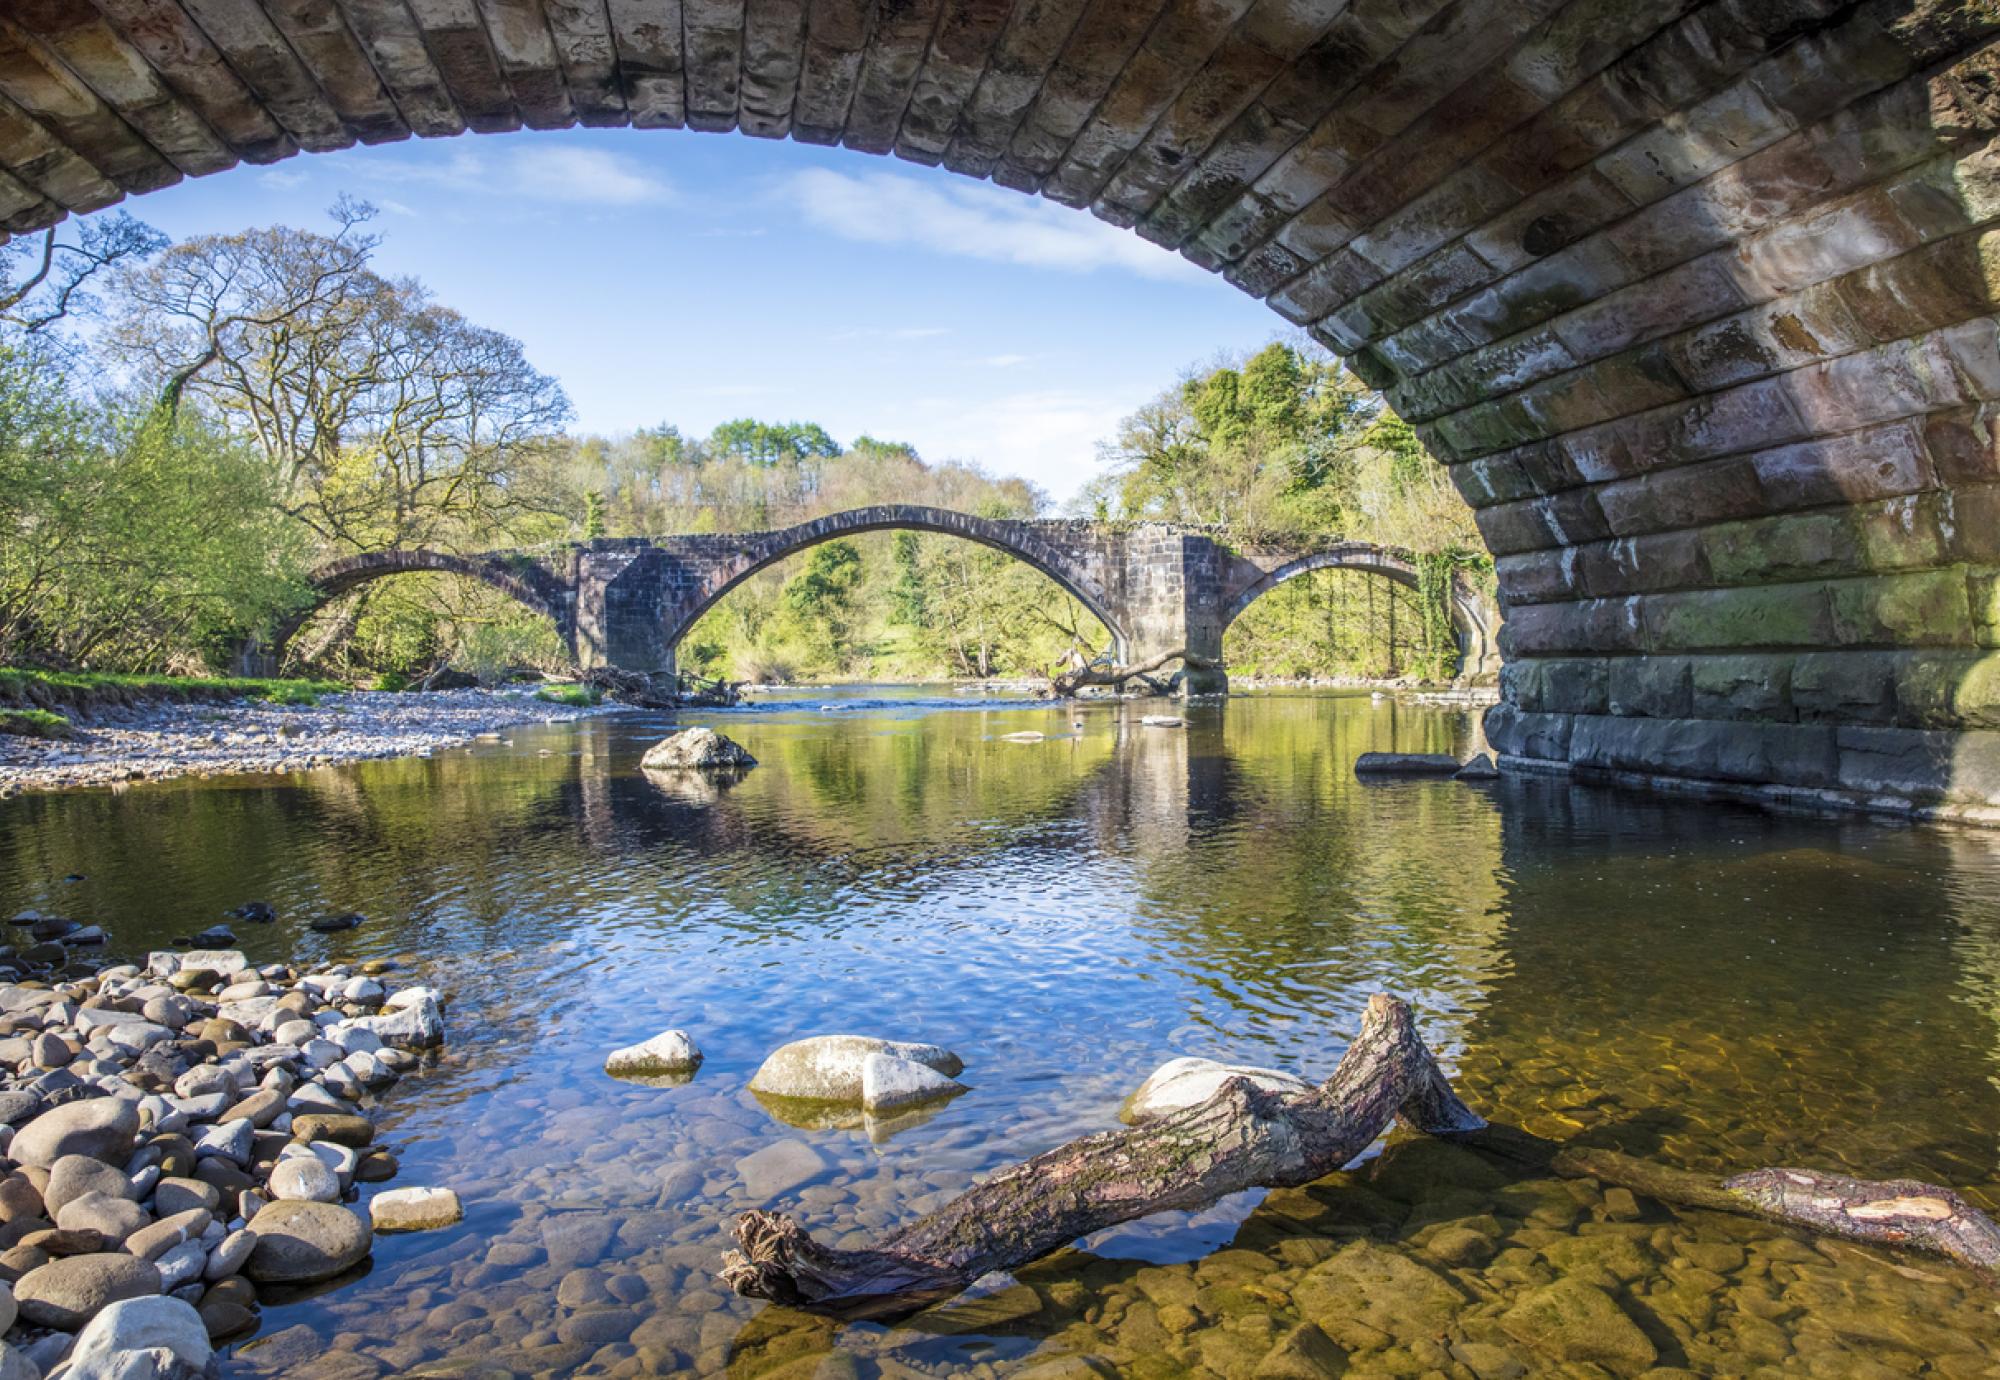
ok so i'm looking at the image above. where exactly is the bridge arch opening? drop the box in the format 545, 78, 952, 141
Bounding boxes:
255, 550, 575, 680
1220, 550, 1498, 683
651, 507, 1127, 683
7, 0, 2000, 812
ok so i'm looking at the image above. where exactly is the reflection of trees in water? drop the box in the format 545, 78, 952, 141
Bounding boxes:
1461, 781, 2000, 1201
1106, 699, 1509, 1064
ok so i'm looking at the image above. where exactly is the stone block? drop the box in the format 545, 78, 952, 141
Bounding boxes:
1888, 650, 2000, 728
1505, 598, 1644, 656
1577, 530, 1712, 597
1836, 724, 1957, 800
1483, 703, 1573, 761
1827, 567, 1973, 646
1608, 655, 1692, 718
1690, 654, 1793, 719
1792, 651, 1899, 722
1571, 713, 1840, 786
1532, 657, 1610, 715
1924, 406, 2000, 485
1643, 582, 1836, 651
1752, 421, 1932, 509
1702, 510, 1854, 584
1854, 493, 1947, 570
1599, 456, 1767, 538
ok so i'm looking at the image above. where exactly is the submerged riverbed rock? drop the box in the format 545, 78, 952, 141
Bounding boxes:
604, 1030, 702, 1078
1499, 1276, 1657, 1372
641, 727, 756, 771
735, 1141, 828, 1199
748, 1035, 964, 1103
1120, 1057, 1314, 1124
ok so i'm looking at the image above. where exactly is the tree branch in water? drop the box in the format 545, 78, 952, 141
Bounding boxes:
720, 995, 2000, 1318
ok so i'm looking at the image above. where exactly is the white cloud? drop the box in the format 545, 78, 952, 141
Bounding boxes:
904, 388, 1132, 501
983, 353, 1030, 368
259, 168, 308, 190
782, 168, 1208, 283
360, 146, 671, 207
508, 146, 672, 205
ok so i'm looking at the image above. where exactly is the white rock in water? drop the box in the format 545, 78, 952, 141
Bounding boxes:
749, 1035, 964, 1104
1119, 1057, 1314, 1125
1140, 715, 1184, 727
1000, 731, 1045, 742
179, 949, 250, 976
347, 994, 444, 1049
640, 727, 756, 771
603, 1030, 702, 1077
369, 1187, 462, 1233
860, 1053, 967, 1113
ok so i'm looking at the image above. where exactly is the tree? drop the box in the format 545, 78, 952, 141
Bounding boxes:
709, 418, 841, 466
108, 199, 572, 554
0, 340, 304, 669
0, 212, 164, 336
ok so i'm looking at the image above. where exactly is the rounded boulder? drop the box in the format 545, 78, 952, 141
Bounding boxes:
14, 1252, 161, 1329
244, 1200, 371, 1283
10, 1098, 140, 1169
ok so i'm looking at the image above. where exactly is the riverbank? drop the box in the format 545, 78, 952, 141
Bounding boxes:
0, 688, 620, 797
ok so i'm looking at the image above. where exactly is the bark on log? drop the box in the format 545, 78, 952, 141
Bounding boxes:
720, 995, 2000, 1317
1048, 648, 1219, 698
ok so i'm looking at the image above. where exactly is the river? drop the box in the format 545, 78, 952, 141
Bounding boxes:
3, 687, 1999, 1377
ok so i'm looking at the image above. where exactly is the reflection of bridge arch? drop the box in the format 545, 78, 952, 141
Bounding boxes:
1219, 543, 1499, 678
660, 505, 1129, 658
264, 549, 575, 667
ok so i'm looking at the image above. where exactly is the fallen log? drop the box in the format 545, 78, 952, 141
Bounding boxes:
720, 994, 2000, 1317
1047, 648, 1219, 698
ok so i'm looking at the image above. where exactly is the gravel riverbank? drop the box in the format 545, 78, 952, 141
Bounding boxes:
0, 689, 621, 797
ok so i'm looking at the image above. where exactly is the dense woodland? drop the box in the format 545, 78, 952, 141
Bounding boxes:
0, 204, 1487, 688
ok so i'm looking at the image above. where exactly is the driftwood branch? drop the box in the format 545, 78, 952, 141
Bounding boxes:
1047, 647, 1219, 698
720, 994, 2000, 1318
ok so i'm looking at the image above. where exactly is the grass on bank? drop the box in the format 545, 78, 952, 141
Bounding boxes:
0, 667, 346, 710
534, 683, 602, 708
0, 708, 73, 739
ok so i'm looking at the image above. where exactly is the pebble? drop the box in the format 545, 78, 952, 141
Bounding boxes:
0, 688, 613, 794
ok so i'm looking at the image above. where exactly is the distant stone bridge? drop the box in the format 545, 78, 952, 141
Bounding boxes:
250, 506, 1500, 693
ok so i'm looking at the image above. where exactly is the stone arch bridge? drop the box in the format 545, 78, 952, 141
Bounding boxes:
250, 507, 1501, 693
5, 0, 2000, 812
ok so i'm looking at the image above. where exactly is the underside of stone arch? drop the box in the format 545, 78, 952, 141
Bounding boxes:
7, 0, 2000, 815
1219, 544, 1501, 680
256, 548, 575, 671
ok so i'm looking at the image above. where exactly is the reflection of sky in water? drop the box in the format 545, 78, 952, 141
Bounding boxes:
5, 688, 2000, 1373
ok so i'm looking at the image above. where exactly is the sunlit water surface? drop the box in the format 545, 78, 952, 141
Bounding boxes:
5, 688, 2000, 1378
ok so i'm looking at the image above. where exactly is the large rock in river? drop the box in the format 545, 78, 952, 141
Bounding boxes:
1119, 1057, 1314, 1124
244, 1200, 371, 1283
749, 1035, 963, 1103
641, 727, 756, 771
66, 1296, 212, 1377
604, 1030, 702, 1077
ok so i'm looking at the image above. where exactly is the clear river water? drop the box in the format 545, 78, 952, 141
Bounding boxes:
4, 687, 2000, 1379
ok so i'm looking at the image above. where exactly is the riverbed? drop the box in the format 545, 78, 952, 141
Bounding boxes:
3, 687, 1999, 1377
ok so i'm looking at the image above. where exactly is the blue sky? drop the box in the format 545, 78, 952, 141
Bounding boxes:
111, 129, 1283, 504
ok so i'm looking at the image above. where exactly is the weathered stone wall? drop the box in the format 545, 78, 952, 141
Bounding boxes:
11, 0, 2000, 812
